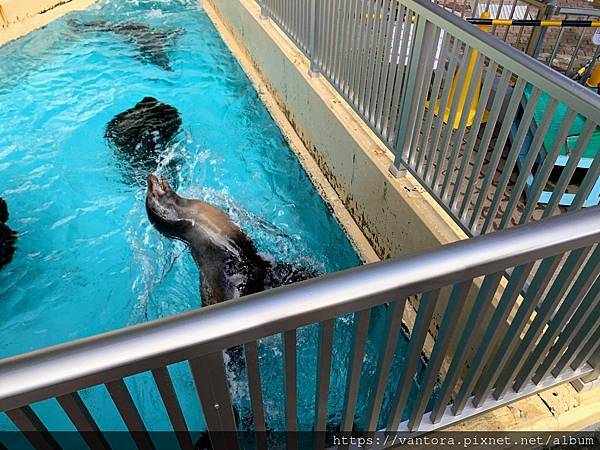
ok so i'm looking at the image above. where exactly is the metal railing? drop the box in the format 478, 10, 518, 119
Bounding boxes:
540, 6, 600, 78
258, 0, 600, 236
461, 0, 600, 79
0, 208, 598, 448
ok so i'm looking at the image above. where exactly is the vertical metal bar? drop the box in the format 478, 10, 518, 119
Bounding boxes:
415, 31, 452, 175
503, 0, 519, 41
569, 138, 600, 210
448, 60, 497, 210
373, 0, 400, 130
429, 272, 503, 424
340, 309, 371, 434
57, 392, 111, 450
493, 246, 594, 399
328, 0, 341, 77
407, 25, 443, 169
365, 298, 406, 431
368, 0, 393, 124
474, 255, 563, 402
339, 0, 358, 92
440, 53, 485, 201
535, 290, 600, 383
480, 86, 543, 234
314, 319, 335, 450
6, 406, 60, 450
363, 0, 389, 118
513, 258, 600, 391
422, 39, 462, 185
541, 121, 596, 219
378, 4, 406, 136
106, 379, 155, 450
566, 26, 587, 73
453, 262, 535, 414
151, 367, 193, 450
431, 46, 479, 193
308, 0, 319, 75
392, 17, 435, 168
189, 352, 240, 450
547, 23, 566, 67
387, 290, 440, 431
348, 0, 369, 103
357, 0, 378, 113
384, 7, 414, 141
570, 332, 600, 370
458, 68, 512, 221
518, 110, 577, 225
331, 0, 349, 85
283, 329, 297, 450
244, 341, 268, 450
355, 0, 377, 109
553, 312, 600, 377
515, 5, 531, 49
468, 77, 527, 233
345, 0, 365, 99
409, 282, 471, 430
499, 97, 558, 229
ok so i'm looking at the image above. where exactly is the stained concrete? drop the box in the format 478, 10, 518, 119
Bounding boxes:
0, 0, 97, 45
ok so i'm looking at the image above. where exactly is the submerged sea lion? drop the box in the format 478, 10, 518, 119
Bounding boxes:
145, 174, 319, 306
67, 19, 181, 71
0, 198, 17, 269
106, 97, 182, 185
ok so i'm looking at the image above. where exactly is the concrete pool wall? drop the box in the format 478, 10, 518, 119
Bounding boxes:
0, 0, 96, 45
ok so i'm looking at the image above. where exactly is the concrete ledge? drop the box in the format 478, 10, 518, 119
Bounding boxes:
0, 0, 96, 45
448, 384, 600, 432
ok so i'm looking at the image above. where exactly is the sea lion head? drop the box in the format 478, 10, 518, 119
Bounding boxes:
146, 174, 193, 241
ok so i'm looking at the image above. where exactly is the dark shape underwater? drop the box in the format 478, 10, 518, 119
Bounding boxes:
0, 198, 17, 269
68, 19, 182, 71
105, 97, 182, 185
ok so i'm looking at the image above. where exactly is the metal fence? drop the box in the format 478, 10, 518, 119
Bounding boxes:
0, 208, 598, 448
459, 0, 600, 80
258, 0, 600, 236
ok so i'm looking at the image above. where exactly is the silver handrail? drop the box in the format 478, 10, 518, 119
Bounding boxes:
0, 207, 598, 438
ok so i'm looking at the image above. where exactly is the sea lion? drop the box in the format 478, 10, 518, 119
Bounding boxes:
106, 97, 182, 185
0, 198, 17, 269
145, 174, 319, 306
67, 19, 181, 71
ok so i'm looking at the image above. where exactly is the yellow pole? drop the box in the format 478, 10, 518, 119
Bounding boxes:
586, 61, 600, 89
435, 11, 491, 129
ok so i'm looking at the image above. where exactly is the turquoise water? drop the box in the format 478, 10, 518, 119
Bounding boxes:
0, 0, 423, 446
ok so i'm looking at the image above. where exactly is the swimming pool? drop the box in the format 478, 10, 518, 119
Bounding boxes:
0, 0, 424, 445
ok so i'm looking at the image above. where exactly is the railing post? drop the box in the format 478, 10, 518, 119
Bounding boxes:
259, 0, 269, 20
389, 16, 436, 177
308, 0, 319, 77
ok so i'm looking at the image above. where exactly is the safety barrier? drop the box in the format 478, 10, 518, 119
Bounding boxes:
258, 0, 600, 236
0, 207, 598, 448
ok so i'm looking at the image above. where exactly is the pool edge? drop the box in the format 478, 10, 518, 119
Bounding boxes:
0, 0, 97, 46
